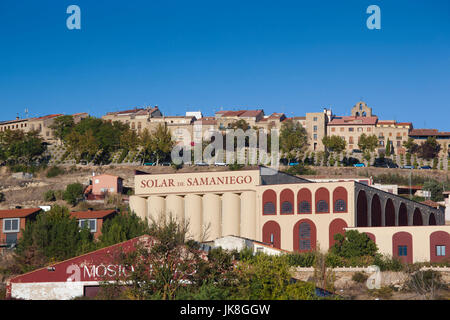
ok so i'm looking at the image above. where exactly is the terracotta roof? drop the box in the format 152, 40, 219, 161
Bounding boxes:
328, 116, 378, 126
421, 200, 441, 208
409, 129, 450, 137
194, 117, 216, 125
70, 210, 116, 219
216, 109, 263, 118
377, 120, 412, 127
30, 114, 63, 121
0, 208, 41, 218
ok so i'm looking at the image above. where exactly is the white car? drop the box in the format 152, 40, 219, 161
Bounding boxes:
214, 162, 227, 166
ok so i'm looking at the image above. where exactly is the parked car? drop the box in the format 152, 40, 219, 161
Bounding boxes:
143, 162, 156, 166
420, 165, 432, 170
353, 163, 365, 167
289, 162, 300, 166
160, 162, 172, 166
195, 162, 209, 166
214, 162, 227, 166
401, 165, 415, 169
352, 149, 363, 153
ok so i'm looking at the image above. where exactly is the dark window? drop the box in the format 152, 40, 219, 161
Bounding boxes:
299, 222, 311, 250
3, 218, 19, 233
398, 245, 408, 256
299, 201, 311, 213
317, 200, 329, 213
281, 201, 293, 214
6, 233, 18, 246
263, 202, 276, 215
436, 245, 446, 257
334, 199, 346, 212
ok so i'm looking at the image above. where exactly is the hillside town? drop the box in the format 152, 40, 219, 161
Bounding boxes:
0, 101, 449, 301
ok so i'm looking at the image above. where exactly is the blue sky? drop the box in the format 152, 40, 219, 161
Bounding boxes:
0, 0, 449, 130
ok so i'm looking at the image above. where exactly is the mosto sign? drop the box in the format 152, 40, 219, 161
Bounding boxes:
135, 170, 260, 195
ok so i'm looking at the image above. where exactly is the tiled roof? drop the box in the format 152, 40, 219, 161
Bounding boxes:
421, 200, 441, 208
0, 208, 42, 218
194, 117, 216, 125
328, 116, 378, 126
409, 129, 450, 137
216, 109, 263, 118
70, 210, 116, 219
30, 114, 63, 121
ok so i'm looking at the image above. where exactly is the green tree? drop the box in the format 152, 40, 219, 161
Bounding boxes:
279, 119, 308, 163
423, 180, 444, 202
99, 211, 150, 247
63, 183, 85, 206
49, 115, 75, 143
403, 138, 419, 154
331, 230, 378, 259
322, 135, 347, 154
15, 205, 95, 272
358, 134, 378, 154
385, 138, 391, 156
0, 130, 46, 166
140, 124, 174, 165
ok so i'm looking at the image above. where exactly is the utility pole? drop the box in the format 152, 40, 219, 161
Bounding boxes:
409, 170, 412, 200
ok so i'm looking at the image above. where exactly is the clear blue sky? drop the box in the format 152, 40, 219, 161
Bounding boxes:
0, 0, 449, 130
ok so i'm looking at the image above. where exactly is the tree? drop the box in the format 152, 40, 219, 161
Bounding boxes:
0, 129, 46, 166
140, 124, 174, 165
49, 115, 75, 143
418, 137, 441, 161
99, 211, 150, 247
423, 180, 444, 202
322, 136, 346, 154
229, 119, 250, 131
279, 119, 308, 163
358, 134, 378, 154
63, 183, 85, 206
385, 138, 391, 156
330, 230, 378, 259
403, 138, 419, 154
15, 205, 95, 272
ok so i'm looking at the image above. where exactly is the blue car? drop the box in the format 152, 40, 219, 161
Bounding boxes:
289, 162, 300, 166
402, 165, 415, 169
353, 163, 365, 167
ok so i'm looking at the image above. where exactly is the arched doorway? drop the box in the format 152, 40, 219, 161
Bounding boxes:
393, 232, 413, 264
293, 219, 317, 252
262, 221, 281, 249
356, 190, 368, 227
371, 194, 382, 227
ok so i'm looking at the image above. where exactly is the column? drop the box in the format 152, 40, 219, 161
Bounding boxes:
129, 195, 147, 221
240, 191, 256, 239
202, 193, 222, 241
222, 193, 240, 237
185, 194, 203, 241
166, 194, 185, 224
147, 195, 166, 224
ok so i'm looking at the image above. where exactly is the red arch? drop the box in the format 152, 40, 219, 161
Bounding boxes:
262, 221, 281, 249
365, 232, 376, 243
315, 187, 330, 214
430, 231, 450, 263
293, 219, 317, 252
393, 232, 413, 264
356, 190, 368, 227
280, 189, 294, 215
332, 187, 348, 213
262, 189, 277, 215
297, 188, 312, 214
329, 219, 348, 248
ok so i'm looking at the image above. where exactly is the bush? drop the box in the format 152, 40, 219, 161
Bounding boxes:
54, 190, 64, 200
63, 183, 85, 206
46, 166, 65, 178
286, 252, 316, 267
352, 272, 368, 283
331, 230, 378, 259
43, 190, 56, 202
284, 164, 317, 176
405, 270, 446, 299
373, 254, 404, 272
368, 286, 393, 299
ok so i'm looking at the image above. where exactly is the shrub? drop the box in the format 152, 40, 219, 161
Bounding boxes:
352, 272, 369, 283
405, 270, 446, 299
63, 183, 85, 206
284, 164, 317, 176
330, 230, 378, 259
46, 166, 65, 178
43, 190, 56, 202
368, 286, 393, 299
54, 190, 64, 200
373, 254, 404, 272
286, 252, 316, 267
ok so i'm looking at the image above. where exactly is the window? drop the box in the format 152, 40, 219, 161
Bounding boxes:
313, 125, 317, 132
436, 245, 446, 257
367, 128, 371, 132
263, 202, 276, 215
299, 201, 311, 213
334, 200, 346, 212
313, 117, 317, 121
349, 128, 354, 132
281, 201, 293, 214
299, 222, 311, 250
317, 200, 329, 213
340, 128, 344, 132
313, 134, 317, 140
3, 218, 20, 233
95, 179, 99, 184
357, 127, 363, 132
6, 233, 18, 246
79, 219, 97, 233
270, 234, 274, 243
398, 245, 408, 256
331, 128, 335, 132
